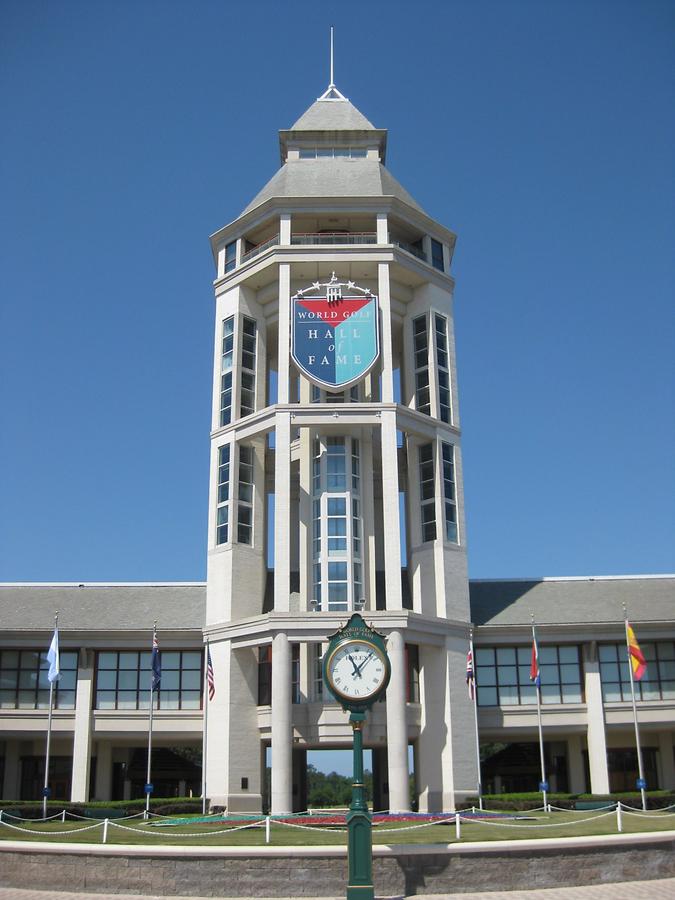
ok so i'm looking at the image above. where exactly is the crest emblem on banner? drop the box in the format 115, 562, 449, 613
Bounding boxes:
291, 274, 380, 390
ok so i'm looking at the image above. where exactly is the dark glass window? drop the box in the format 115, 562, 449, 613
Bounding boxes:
419, 443, 436, 541
258, 645, 272, 705
441, 442, 458, 542
292, 644, 301, 704
413, 315, 430, 415
406, 644, 420, 702
216, 444, 230, 545
0, 649, 78, 710
95, 650, 202, 710
475, 645, 582, 706
599, 641, 675, 702
237, 445, 254, 544
434, 313, 451, 424
240, 317, 257, 417
220, 316, 234, 426
224, 241, 237, 273
431, 239, 444, 272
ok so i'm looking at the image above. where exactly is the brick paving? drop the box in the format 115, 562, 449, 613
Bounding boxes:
0, 878, 674, 899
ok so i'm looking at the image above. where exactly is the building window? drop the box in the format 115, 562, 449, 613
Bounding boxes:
311, 384, 360, 403
257, 646, 272, 705
419, 443, 436, 542
95, 650, 202, 710
0, 649, 78, 710
237, 445, 254, 545
599, 641, 675, 701
431, 238, 444, 272
475, 645, 582, 706
441, 442, 458, 542
224, 240, 236, 274
311, 436, 363, 612
413, 315, 431, 415
435, 313, 451, 424
220, 317, 235, 426
216, 445, 230, 545
291, 644, 301, 704
240, 316, 257, 418
406, 644, 420, 702
298, 146, 368, 159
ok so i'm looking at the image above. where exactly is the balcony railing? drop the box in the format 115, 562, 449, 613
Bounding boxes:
241, 235, 280, 264
393, 239, 427, 262
291, 232, 377, 246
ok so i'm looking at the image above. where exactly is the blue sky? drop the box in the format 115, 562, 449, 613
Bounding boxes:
1, 0, 673, 588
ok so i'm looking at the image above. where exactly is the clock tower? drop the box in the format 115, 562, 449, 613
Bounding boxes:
204, 76, 476, 814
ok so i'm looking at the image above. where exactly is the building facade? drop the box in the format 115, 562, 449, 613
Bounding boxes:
0, 86, 673, 810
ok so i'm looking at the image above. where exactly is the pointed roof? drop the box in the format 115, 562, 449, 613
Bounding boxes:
241, 157, 426, 216
279, 89, 387, 164
290, 97, 377, 132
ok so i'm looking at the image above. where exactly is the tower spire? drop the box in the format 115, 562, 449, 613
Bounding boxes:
317, 26, 348, 101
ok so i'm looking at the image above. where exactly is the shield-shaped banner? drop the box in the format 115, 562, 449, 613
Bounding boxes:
292, 294, 380, 389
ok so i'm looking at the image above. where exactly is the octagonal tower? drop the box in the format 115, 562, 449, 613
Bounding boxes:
204, 83, 476, 814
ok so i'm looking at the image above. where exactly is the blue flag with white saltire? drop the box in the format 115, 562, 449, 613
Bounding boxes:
47, 627, 60, 683
151, 630, 161, 691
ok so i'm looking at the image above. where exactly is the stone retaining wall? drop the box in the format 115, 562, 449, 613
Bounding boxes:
0, 834, 674, 896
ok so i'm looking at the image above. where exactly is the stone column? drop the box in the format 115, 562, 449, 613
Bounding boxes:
274, 412, 291, 612
71, 649, 94, 802
378, 263, 394, 403
583, 643, 610, 794
386, 629, 410, 812
271, 633, 292, 814
380, 409, 402, 611
277, 263, 291, 402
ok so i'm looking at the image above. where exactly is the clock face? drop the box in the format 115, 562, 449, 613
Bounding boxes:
326, 640, 388, 702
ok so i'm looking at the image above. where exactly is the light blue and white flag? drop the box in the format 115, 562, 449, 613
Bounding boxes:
47, 627, 60, 683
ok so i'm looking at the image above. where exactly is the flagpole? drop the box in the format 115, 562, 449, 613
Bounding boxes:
623, 605, 647, 811
202, 641, 209, 815
145, 622, 157, 819
42, 611, 58, 818
469, 629, 483, 810
531, 615, 548, 810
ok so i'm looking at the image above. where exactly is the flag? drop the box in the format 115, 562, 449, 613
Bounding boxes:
466, 648, 475, 700
46, 627, 60, 683
151, 630, 161, 691
530, 639, 541, 687
206, 646, 215, 701
626, 622, 647, 681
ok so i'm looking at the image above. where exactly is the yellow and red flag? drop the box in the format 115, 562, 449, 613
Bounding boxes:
626, 622, 647, 681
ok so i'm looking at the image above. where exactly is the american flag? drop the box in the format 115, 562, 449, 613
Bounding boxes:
206, 646, 216, 701
466, 648, 475, 700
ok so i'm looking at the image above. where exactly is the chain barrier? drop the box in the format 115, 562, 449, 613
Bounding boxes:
107, 819, 267, 838
0, 819, 103, 836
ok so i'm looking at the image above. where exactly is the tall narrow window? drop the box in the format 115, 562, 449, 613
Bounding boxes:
224, 240, 237, 274
220, 317, 234, 426
406, 644, 420, 702
291, 644, 301, 703
311, 436, 363, 611
419, 443, 436, 541
216, 445, 230, 545
240, 316, 257, 418
413, 315, 431, 415
257, 646, 272, 705
435, 313, 451, 424
431, 238, 444, 272
237, 445, 253, 544
441, 442, 458, 542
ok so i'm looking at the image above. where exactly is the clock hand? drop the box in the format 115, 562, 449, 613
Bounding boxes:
347, 654, 362, 678
355, 651, 374, 675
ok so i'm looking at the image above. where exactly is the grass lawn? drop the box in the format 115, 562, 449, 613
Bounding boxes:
1, 810, 674, 846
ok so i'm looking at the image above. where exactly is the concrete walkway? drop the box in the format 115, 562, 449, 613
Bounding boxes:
0, 878, 674, 899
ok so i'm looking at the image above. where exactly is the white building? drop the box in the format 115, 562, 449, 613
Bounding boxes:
0, 84, 673, 811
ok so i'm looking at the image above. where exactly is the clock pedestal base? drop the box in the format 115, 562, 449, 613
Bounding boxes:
347, 712, 373, 900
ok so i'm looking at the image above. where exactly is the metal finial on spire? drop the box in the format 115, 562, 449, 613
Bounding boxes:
330, 25, 334, 88
317, 26, 348, 102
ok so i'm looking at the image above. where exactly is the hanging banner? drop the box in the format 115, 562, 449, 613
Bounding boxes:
291, 291, 379, 389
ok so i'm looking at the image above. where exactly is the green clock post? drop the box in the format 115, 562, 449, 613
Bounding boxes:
323, 614, 391, 900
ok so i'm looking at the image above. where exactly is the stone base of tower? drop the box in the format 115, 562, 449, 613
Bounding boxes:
209, 792, 263, 814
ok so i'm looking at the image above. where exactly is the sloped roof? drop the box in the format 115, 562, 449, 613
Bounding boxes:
290, 98, 377, 131
241, 158, 426, 216
0, 584, 206, 632
469, 576, 675, 626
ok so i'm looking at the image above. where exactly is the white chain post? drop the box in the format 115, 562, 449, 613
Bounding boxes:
616, 802, 623, 832
102, 818, 109, 843
265, 815, 271, 844
455, 812, 461, 840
